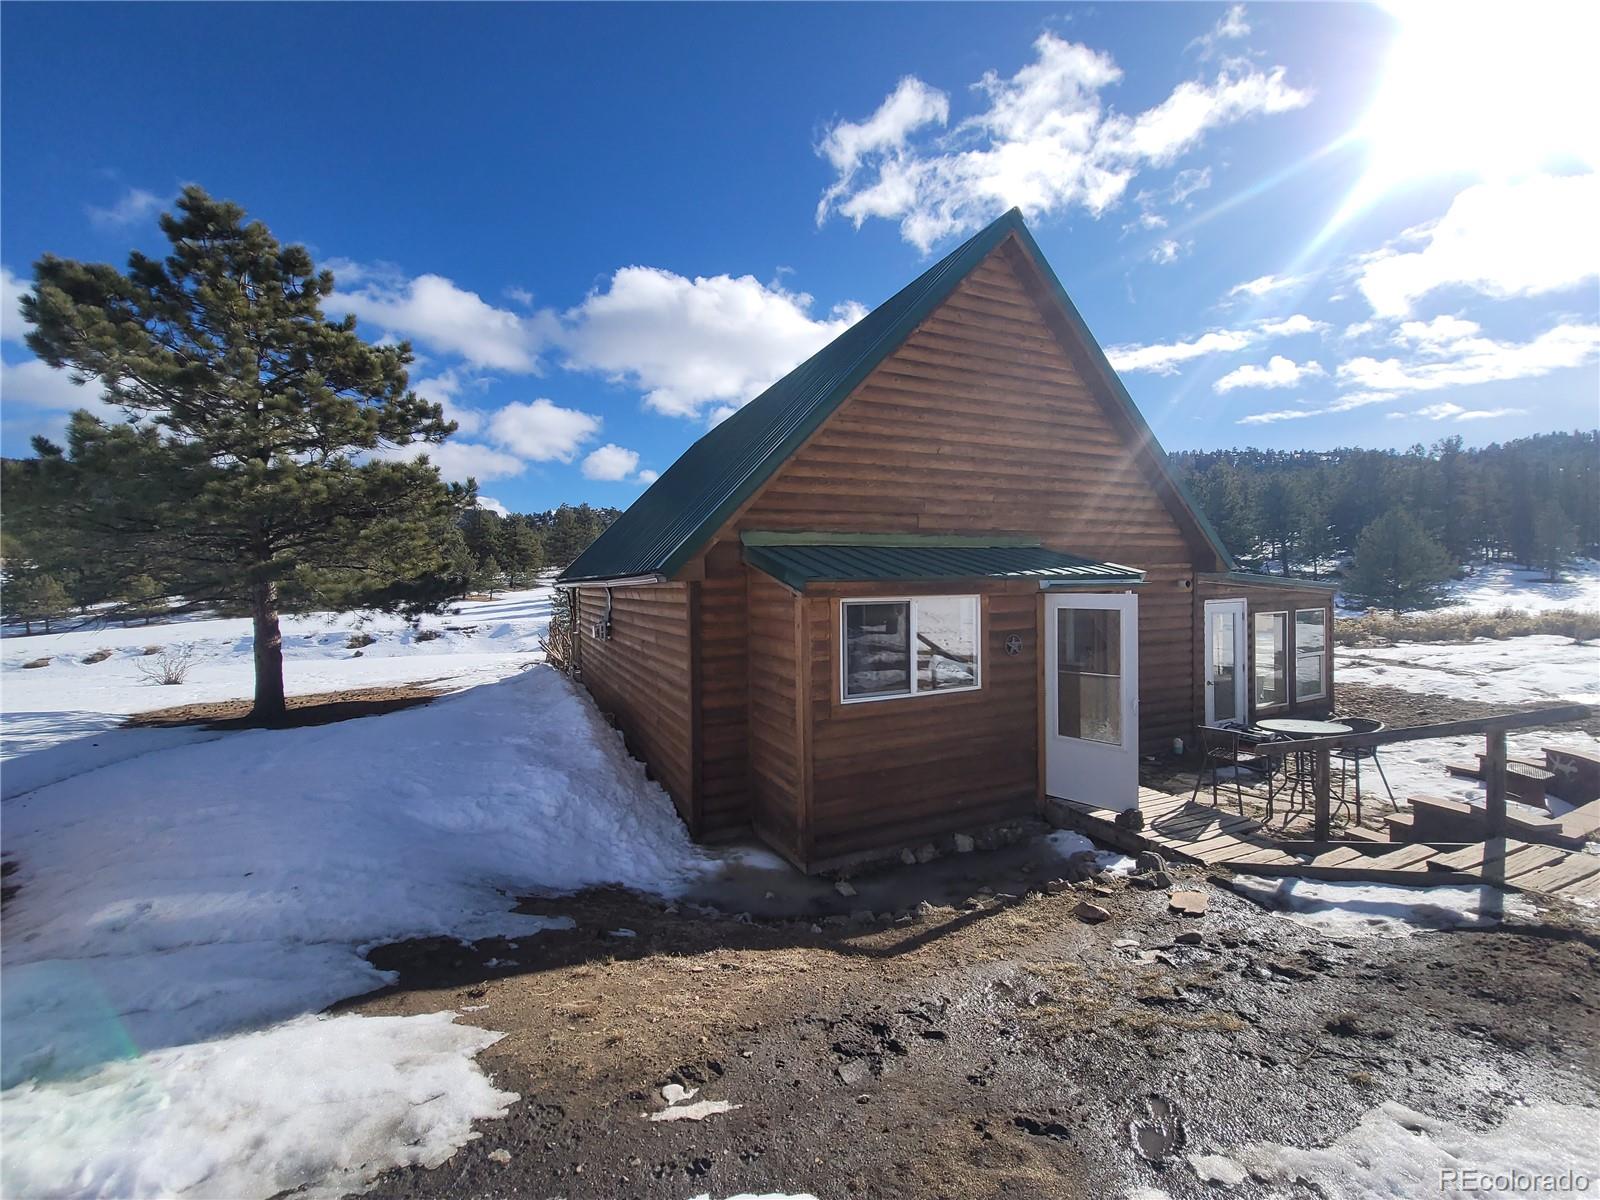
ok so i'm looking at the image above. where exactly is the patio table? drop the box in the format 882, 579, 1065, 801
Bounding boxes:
1255, 719, 1351, 824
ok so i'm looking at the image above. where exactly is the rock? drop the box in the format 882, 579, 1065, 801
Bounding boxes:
1127, 872, 1160, 890
953, 834, 976, 853
1150, 869, 1173, 889
1113, 936, 1140, 948
1169, 890, 1209, 917
1044, 878, 1072, 895
487, 1148, 512, 1165
1115, 808, 1146, 831
851, 909, 876, 924
1135, 850, 1166, 873
835, 880, 857, 897
900, 848, 918, 866
914, 900, 938, 919
1075, 901, 1111, 924
1175, 930, 1203, 946
915, 843, 939, 864
837, 1060, 871, 1086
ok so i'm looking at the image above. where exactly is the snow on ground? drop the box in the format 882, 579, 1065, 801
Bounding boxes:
1232, 875, 1537, 937
1365, 727, 1600, 819
1434, 558, 1600, 615
1333, 633, 1600, 817
1337, 635, 1600, 708
1, 1013, 517, 1200
0, 585, 753, 1198
1, 587, 554, 799
1335, 557, 1600, 617
1226, 1099, 1600, 1199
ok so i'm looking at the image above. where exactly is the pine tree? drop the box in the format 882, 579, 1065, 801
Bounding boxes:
17, 187, 469, 721
502, 522, 546, 587
1528, 500, 1579, 582
2, 569, 71, 634
1345, 510, 1457, 610
119, 575, 166, 626
474, 556, 505, 598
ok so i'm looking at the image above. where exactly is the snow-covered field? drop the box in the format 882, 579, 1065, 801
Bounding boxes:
1431, 558, 1600, 615
0, 585, 753, 1198
1335, 632, 1600, 816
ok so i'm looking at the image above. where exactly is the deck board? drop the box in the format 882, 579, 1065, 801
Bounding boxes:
1048, 789, 1594, 897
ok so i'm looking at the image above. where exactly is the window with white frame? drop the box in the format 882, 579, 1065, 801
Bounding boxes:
1294, 609, 1328, 702
841, 596, 980, 702
1253, 611, 1287, 707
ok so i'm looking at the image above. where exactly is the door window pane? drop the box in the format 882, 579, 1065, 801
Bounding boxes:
1210, 610, 1238, 722
1295, 609, 1327, 701
843, 602, 910, 699
915, 596, 978, 691
1057, 609, 1122, 744
1253, 612, 1287, 706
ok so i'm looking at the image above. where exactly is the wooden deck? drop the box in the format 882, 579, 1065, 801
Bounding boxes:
1049, 788, 1600, 900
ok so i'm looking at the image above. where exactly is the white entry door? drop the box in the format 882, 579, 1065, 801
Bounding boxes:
1045, 592, 1139, 810
1203, 598, 1248, 726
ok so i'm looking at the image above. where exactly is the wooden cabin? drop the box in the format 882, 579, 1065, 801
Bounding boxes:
557, 209, 1336, 872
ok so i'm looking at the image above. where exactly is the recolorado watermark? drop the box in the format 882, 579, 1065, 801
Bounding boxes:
1441, 1167, 1592, 1193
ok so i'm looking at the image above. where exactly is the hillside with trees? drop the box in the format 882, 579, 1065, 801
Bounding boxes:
1172, 431, 1598, 607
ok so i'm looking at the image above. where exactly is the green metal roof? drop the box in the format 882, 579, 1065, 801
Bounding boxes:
557, 209, 1231, 585
1200, 570, 1340, 593
743, 542, 1145, 592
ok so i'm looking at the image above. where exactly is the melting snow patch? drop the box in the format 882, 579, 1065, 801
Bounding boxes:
648, 1098, 741, 1123
0, 1012, 516, 1200
1188, 1152, 1247, 1186
1234, 1100, 1600, 1199
1231, 876, 1537, 937
1047, 829, 1137, 875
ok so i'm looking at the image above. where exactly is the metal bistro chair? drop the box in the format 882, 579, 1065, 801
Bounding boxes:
1333, 716, 1396, 817
1191, 724, 1279, 816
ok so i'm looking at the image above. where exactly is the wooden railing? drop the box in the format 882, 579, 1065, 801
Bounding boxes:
1248, 704, 1594, 841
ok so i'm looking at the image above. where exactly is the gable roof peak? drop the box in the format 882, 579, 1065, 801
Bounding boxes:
558, 210, 1231, 585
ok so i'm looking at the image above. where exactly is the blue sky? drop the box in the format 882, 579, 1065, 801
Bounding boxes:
3, 2, 1596, 515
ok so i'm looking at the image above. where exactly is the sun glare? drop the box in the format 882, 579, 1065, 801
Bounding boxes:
1327, 1, 1598, 232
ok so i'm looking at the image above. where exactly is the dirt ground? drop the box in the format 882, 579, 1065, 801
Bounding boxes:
124, 682, 446, 730
346, 844, 1600, 1200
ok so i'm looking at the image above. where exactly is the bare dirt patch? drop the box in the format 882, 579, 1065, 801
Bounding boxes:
347, 858, 1600, 1200
124, 683, 447, 731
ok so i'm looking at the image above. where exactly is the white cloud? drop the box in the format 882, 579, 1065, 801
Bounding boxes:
1189, 4, 1251, 58
408, 369, 488, 437
1337, 321, 1600, 395
1214, 355, 1325, 392
1148, 238, 1191, 265
2, 266, 29, 343
1106, 313, 1323, 374
0, 357, 109, 411
1227, 272, 1307, 300
817, 75, 949, 182
561, 267, 865, 419
486, 398, 601, 462
87, 187, 163, 230
816, 33, 1310, 250
476, 496, 510, 517
382, 440, 526, 484
1325, 390, 1395, 413
637, 469, 660, 485
1357, 173, 1600, 316
329, 273, 553, 372
1412, 401, 1526, 422
1238, 408, 1316, 425
580, 443, 641, 481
